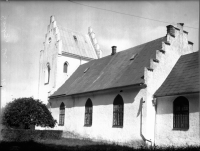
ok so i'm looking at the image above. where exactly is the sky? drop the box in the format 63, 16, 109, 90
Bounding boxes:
0, 1, 199, 107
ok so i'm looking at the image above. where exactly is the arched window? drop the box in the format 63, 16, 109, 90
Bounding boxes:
84, 98, 93, 126
113, 94, 124, 127
59, 102, 65, 126
63, 62, 68, 73
173, 96, 189, 129
44, 63, 50, 84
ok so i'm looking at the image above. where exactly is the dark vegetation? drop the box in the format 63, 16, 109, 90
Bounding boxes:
0, 137, 199, 151
1, 122, 200, 151
1, 129, 62, 141
2, 97, 56, 129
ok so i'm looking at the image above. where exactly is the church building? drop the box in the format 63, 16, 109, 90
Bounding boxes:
39, 16, 199, 147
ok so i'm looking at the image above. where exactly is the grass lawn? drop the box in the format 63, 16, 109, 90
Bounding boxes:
0, 138, 134, 151
0, 138, 200, 151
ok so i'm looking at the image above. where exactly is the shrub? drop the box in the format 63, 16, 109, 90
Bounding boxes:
2, 97, 57, 129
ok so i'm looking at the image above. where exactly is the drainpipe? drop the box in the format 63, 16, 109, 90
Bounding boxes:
153, 98, 157, 148
140, 98, 152, 147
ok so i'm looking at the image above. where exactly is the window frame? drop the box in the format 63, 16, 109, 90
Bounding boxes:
63, 62, 68, 73
44, 63, 50, 85
84, 99, 93, 127
173, 96, 189, 130
113, 94, 124, 128
59, 102, 65, 126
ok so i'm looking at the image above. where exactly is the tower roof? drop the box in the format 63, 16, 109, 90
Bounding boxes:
58, 26, 98, 59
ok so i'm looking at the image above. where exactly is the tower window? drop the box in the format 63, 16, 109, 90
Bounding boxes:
63, 62, 68, 73
44, 63, 50, 84
73, 35, 77, 41
49, 37, 51, 43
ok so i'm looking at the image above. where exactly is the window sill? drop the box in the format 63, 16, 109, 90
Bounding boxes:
58, 124, 64, 126
84, 124, 92, 127
112, 125, 123, 128
172, 128, 189, 131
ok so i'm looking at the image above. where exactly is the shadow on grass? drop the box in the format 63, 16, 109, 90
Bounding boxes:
0, 140, 199, 151
0, 140, 133, 151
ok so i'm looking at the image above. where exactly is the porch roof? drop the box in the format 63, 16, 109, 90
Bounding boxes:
154, 51, 199, 97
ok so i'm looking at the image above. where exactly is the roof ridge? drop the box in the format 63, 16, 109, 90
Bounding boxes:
179, 51, 199, 60
124, 36, 166, 50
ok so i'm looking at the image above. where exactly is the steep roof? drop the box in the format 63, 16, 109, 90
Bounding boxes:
50, 36, 167, 98
154, 51, 199, 97
58, 26, 98, 59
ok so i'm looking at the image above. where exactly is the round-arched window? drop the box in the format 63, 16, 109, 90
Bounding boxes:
113, 94, 124, 127
173, 96, 189, 129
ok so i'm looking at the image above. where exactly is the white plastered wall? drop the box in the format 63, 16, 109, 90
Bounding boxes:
155, 93, 199, 146
49, 86, 148, 146
144, 24, 194, 144
55, 55, 88, 93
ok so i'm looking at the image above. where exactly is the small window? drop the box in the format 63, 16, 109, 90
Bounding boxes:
113, 94, 124, 127
49, 37, 51, 43
84, 99, 93, 126
73, 35, 77, 41
173, 96, 189, 129
59, 102, 65, 126
44, 63, 50, 84
63, 62, 68, 73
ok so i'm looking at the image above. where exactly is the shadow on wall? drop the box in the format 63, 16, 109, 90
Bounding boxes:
49, 86, 142, 109
156, 94, 199, 115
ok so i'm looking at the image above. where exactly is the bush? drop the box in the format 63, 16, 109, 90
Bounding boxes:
2, 97, 57, 129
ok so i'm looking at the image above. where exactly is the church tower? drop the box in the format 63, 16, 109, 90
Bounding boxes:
38, 16, 102, 104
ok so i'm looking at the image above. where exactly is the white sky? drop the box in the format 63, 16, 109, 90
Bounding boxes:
0, 1, 199, 106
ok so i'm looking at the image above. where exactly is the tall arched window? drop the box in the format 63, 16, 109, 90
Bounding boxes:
44, 63, 50, 84
59, 102, 65, 126
173, 96, 189, 129
63, 62, 68, 73
84, 98, 93, 126
113, 94, 124, 127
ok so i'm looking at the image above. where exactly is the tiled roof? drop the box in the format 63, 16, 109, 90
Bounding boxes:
50, 36, 167, 97
154, 51, 199, 97
58, 26, 98, 59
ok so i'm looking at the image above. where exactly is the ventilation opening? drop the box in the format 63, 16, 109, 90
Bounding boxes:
49, 37, 51, 43
84, 67, 89, 73
130, 54, 138, 60
73, 35, 77, 41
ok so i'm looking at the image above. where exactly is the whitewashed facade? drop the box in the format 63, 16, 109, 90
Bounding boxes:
40, 17, 198, 147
